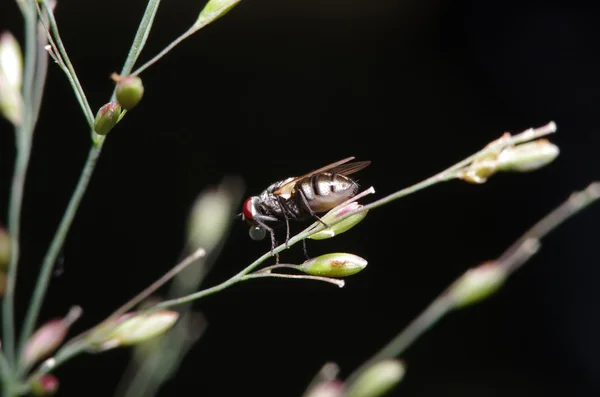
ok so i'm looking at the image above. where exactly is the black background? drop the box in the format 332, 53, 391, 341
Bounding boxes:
1, 0, 600, 396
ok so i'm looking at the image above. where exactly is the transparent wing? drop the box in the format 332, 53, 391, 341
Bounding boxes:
273, 157, 370, 196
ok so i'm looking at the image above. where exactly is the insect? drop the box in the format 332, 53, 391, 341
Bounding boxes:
239, 156, 371, 260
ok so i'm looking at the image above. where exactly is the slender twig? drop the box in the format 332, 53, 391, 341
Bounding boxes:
241, 272, 345, 288
131, 26, 196, 76
37, 0, 94, 126
17, 0, 164, 362
254, 263, 302, 274
344, 181, 600, 386
3, 0, 39, 368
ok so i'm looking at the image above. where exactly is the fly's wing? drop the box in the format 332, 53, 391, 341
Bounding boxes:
273, 157, 370, 198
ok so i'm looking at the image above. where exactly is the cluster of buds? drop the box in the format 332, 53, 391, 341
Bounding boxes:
458, 133, 559, 184
0, 31, 23, 126
93, 74, 144, 136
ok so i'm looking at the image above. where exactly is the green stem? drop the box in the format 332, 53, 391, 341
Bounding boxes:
3, 1, 39, 368
16, 0, 164, 366
38, 0, 93, 126
17, 145, 102, 360
131, 26, 196, 76
241, 272, 345, 288
344, 181, 600, 387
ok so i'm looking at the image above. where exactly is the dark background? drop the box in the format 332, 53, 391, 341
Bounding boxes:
1, 0, 600, 396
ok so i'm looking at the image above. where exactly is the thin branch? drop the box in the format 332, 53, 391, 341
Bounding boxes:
344, 181, 600, 387
241, 272, 345, 288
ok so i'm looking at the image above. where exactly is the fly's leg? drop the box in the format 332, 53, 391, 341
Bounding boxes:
276, 196, 292, 249
302, 239, 310, 260
297, 189, 330, 229
254, 218, 279, 264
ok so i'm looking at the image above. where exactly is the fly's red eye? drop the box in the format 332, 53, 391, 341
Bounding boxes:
243, 198, 254, 220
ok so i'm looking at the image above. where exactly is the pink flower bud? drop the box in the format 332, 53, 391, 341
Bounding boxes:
21, 306, 82, 368
30, 374, 59, 396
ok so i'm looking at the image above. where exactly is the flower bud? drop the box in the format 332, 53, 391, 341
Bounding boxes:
309, 202, 368, 240
303, 381, 345, 397
0, 226, 11, 271
115, 75, 144, 110
0, 32, 22, 91
90, 310, 179, 351
457, 159, 497, 184
346, 359, 405, 397
301, 253, 367, 278
449, 261, 507, 308
93, 102, 121, 135
30, 374, 59, 396
21, 306, 82, 369
195, 0, 241, 29
496, 139, 559, 173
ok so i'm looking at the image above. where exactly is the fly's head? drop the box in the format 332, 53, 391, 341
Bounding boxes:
239, 196, 267, 241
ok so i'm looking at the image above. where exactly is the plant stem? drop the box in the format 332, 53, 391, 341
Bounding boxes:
38, 0, 94, 126
242, 272, 345, 288
131, 26, 196, 76
2, 0, 39, 368
344, 181, 600, 387
16, 0, 164, 366
17, 145, 102, 359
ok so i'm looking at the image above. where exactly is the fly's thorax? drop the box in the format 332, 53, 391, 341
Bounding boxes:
297, 173, 359, 213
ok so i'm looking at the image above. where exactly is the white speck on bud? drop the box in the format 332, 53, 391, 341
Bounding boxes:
195, 0, 241, 29
90, 310, 179, 351
309, 202, 368, 240
346, 359, 405, 397
496, 139, 559, 173
449, 261, 507, 308
301, 253, 368, 278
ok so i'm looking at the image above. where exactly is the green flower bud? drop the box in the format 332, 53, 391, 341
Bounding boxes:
309, 202, 368, 240
346, 359, 405, 397
496, 139, 559, 173
21, 306, 82, 369
0, 226, 11, 271
115, 75, 144, 110
91, 310, 179, 351
301, 253, 367, 278
196, 0, 241, 29
93, 102, 121, 135
30, 374, 59, 396
449, 261, 507, 308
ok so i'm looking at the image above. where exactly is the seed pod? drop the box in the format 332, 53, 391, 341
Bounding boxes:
449, 261, 507, 308
496, 139, 559, 173
93, 102, 121, 135
309, 202, 368, 240
30, 374, 59, 396
301, 253, 368, 278
115, 75, 144, 110
346, 359, 405, 397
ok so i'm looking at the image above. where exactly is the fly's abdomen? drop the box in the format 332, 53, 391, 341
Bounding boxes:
296, 173, 358, 213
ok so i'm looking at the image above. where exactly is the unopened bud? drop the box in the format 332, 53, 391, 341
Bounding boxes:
0, 226, 11, 270
93, 102, 121, 135
196, 0, 241, 28
91, 310, 179, 351
496, 139, 559, 173
309, 202, 368, 240
301, 253, 367, 278
30, 374, 59, 396
346, 359, 405, 397
449, 262, 507, 308
303, 381, 345, 397
0, 32, 22, 91
114, 74, 144, 110
457, 159, 496, 184
21, 306, 82, 368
